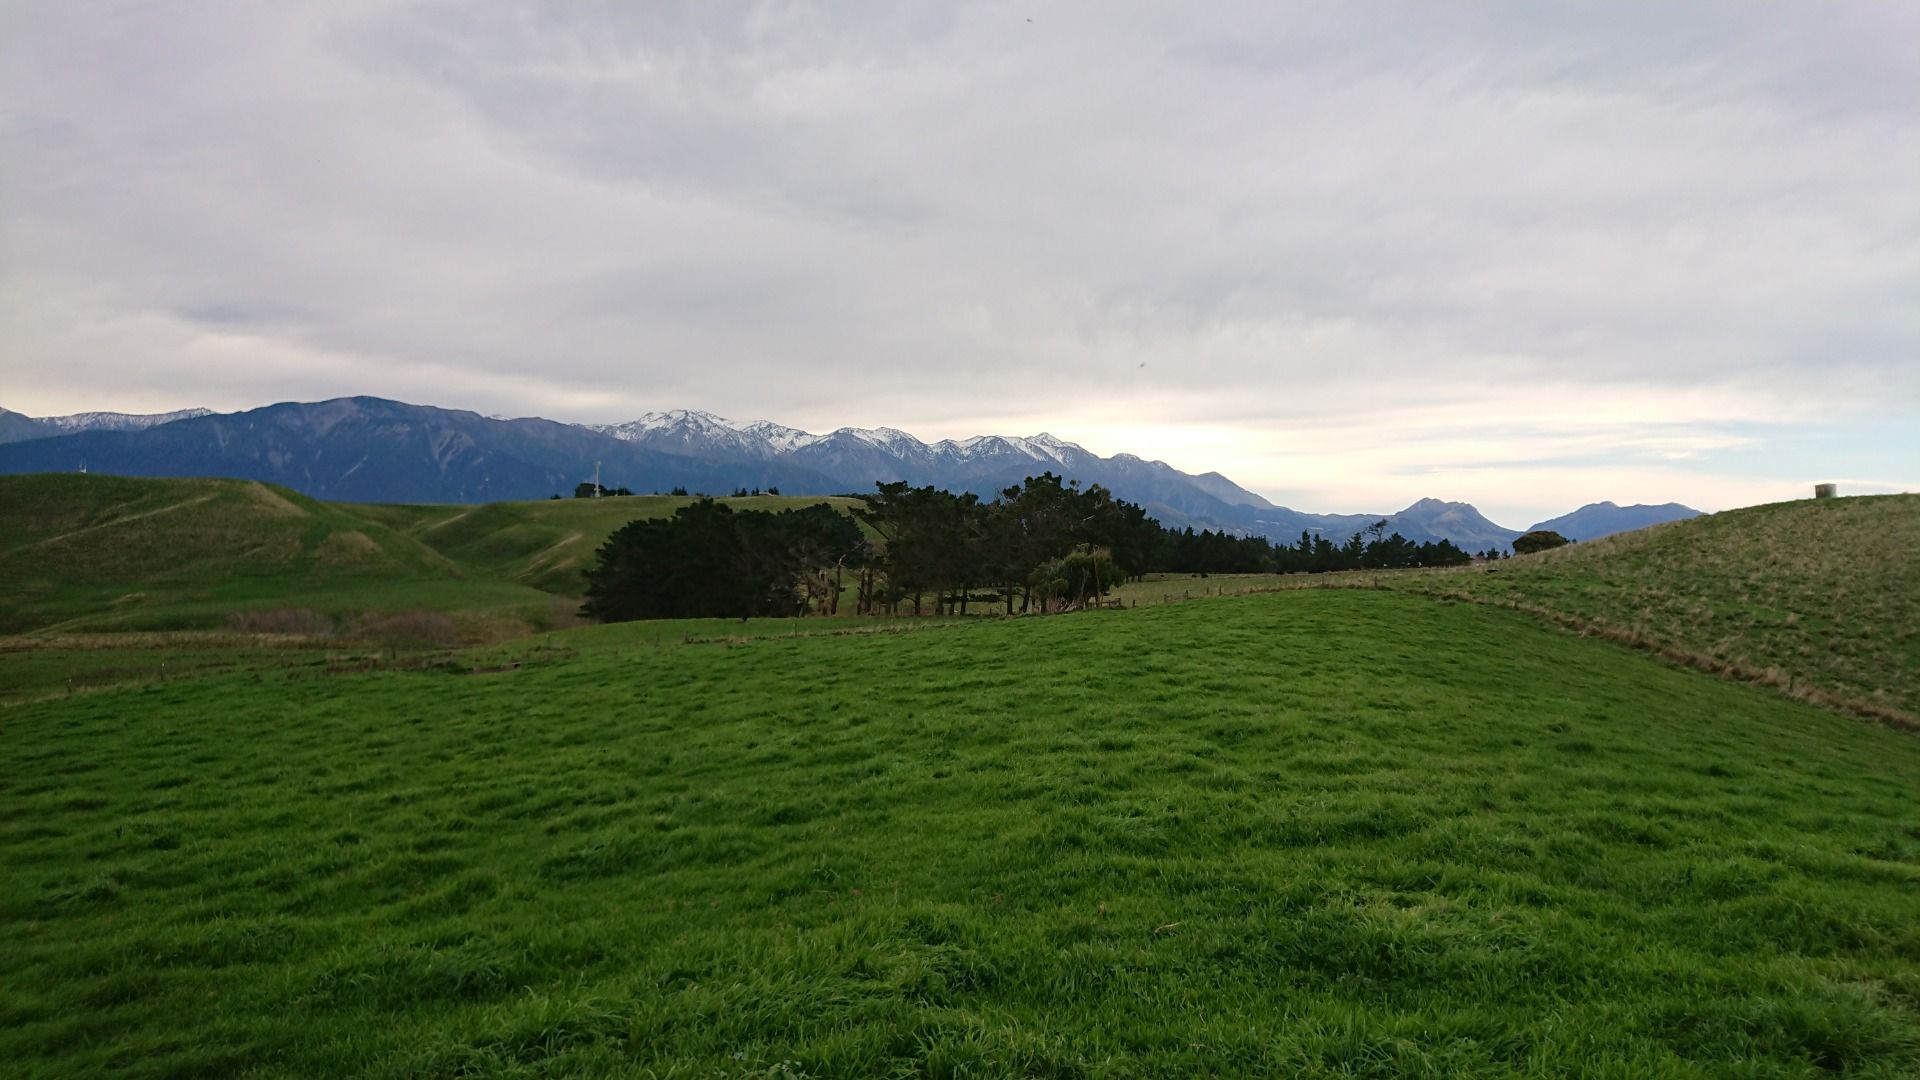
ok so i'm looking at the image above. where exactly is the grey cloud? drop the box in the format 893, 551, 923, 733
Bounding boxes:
2, 1, 1914, 520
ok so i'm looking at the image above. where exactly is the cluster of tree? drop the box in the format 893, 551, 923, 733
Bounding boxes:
581, 501, 864, 620
850, 473, 1162, 616
564, 483, 792, 500
582, 472, 1477, 622
1156, 520, 1473, 576
572, 481, 635, 498
1511, 529, 1572, 555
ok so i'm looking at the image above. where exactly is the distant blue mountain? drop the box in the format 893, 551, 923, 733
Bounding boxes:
0, 395, 1691, 551
0, 397, 840, 504
0, 407, 53, 444
1529, 501, 1702, 541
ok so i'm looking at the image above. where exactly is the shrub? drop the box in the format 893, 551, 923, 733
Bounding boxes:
1513, 530, 1572, 555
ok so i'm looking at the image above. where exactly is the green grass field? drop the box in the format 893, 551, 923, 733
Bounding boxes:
5, 590, 1918, 1078
6, 475, 1917, 1075
1390, 494, 1920, 724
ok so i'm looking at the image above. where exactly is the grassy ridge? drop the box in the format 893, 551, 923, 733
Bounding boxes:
0, 474, 453, 583
0, 474, 507, 635
0, 475, 857, 636
1394, 495, 1920, 722
349, 494, 865, 595
5, 590, 1918, 1077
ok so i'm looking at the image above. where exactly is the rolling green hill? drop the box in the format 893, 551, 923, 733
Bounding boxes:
0, 474, 518, 635
7, 476, 1916, 731
1395, 494, 1920, 724
0, 475, 859, 637
4, 590, 1918, 1077
349, 493, 866, 596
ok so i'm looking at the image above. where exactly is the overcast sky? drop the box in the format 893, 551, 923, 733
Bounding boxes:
3, 1, 1914, 525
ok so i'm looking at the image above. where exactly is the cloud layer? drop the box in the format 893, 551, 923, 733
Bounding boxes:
4, 1, 1915, 523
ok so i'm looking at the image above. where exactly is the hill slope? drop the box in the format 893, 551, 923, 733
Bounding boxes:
1403, 494, 1920, 721
0, 474, 524, 634
350, 493, 865, 595
0, 475, 866, 635
4, 590, 1917, 1076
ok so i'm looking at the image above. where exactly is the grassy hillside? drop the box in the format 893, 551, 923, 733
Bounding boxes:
350, 493, 865, 595
0, 474, 540, 635
0, 475, 859, 636
8, 475, 1916, 729
5, 590, 1919, 1077
1395, 494, 1920, 723
0, 474, 447, 581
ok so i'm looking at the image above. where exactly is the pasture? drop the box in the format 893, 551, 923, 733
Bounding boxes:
1393, 494, 1920, 723
5, 590, 1918, 1078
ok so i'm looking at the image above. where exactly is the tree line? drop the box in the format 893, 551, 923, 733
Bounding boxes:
582, 473, 1473, 621
582, 501, 863, 620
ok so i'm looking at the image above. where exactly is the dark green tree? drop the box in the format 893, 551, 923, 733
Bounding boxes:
582, 500, 864, 621
1512, 530, 1571, 555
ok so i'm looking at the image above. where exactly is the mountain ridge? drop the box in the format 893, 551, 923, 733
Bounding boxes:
1528, 500, 1704, 542
0, 406, 215, 444
0, 396, 1699, 549
0, 397, 843, 505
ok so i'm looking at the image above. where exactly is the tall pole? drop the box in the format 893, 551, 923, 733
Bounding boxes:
594, 461, 601, 497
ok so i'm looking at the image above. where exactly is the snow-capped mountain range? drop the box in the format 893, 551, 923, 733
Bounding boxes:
590, 409, 1097, 471
0, 397, 1701, 546
582, 408, 1314, 533
36, 408, 214, 433
0, 406, 215, 443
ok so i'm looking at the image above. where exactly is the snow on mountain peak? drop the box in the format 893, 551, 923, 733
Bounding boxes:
1020, 433, 1086, 463
740, 419, 820, 453
833, 426, 920, 451
639, 408, 737, 431
922, 432, 1086, 464
595, 409, 740, 439
35, 408, 213, 432
585, 408, 1093, 468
